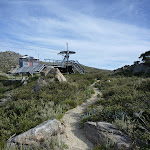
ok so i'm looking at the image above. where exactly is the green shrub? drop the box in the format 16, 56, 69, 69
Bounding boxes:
82, 76, 150, 149
0, 71, 102, 148
63, 99, 77, 108
0, 75, 8, 80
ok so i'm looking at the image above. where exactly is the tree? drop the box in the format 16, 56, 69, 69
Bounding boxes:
134, 61, 140, 65
139, 50, 150, 64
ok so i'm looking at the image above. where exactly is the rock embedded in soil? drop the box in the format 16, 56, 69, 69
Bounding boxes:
7, 119, 66, 149
84, 121, 132, 149
49, 68, 67, 82
34, 77, 48, 92
40, 66, 54, 77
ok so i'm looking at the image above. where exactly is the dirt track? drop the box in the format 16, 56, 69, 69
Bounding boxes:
62, 82, 101, 150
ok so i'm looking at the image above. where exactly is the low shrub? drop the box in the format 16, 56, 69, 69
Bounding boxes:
82, 76, 150, 149
0, 71, 105, 148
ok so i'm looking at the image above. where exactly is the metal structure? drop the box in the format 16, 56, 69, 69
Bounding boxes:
15, 55, 45, 77
13, 43, 84, 77
15, 64, 45, 76
44, 43, 85, 74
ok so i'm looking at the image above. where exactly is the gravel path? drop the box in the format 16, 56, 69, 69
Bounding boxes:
62, 82, 101, 150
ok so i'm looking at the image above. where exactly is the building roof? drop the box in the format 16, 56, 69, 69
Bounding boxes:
20, 55, 39, 60
58, 51, 76, 54
15, 64, 45, 74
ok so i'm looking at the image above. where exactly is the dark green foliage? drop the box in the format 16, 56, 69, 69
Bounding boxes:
0, 79, 22, 101
139, 50, 150, 64
0, 75, 8, 80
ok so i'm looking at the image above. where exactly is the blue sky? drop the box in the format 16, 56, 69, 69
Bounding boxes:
0, 0, 150, 70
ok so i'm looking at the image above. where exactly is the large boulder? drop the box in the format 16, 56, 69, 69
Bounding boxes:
35, 68, 66, 92
49, 68, 66, 82
7, 119, 66, 149
84, 122, 131, 149
40, 66, 54, 77
34, 77, 47, 92
41, 67, 66, 82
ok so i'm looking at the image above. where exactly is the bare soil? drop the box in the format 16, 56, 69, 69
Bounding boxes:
62, 82, 101, 150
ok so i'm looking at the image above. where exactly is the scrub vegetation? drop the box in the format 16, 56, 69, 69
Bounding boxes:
1, 51, 150, 149
82, 75, 150, 149
0, 69, 107, 149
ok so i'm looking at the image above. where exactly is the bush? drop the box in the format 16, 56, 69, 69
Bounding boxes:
82, 76, 150, 149
0, 71, 103, 148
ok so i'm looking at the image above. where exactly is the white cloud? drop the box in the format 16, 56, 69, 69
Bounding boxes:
0, 0, 150, 70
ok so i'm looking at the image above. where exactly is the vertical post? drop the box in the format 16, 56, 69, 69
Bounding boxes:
38, 54, 39, 65
66, 42, 69, 74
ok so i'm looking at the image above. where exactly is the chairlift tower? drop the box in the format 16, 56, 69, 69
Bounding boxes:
58, 42, 75, 73
44, 43, 85, 74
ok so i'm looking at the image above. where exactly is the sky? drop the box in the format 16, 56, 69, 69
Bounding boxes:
0, 0, 150, 70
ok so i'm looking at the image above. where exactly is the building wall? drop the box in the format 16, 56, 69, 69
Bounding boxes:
19, 59, 23, 67
29, 62, 33, 66
19, 58, 39, 67
33, 62, 39, 66
23, 61, 29, 67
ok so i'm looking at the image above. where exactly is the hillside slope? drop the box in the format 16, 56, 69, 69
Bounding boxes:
114, 50, 150, 76
0, 51, 21, 72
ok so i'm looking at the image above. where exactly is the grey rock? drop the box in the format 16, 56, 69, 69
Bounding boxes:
40, 66, 54, 76
34, 77, 47, 92
0, 51, 21, 70
41, 67, 66, 82
84, 121, 131, 149
54, 68, 67, 82
7, 119, 66, 149
35, 68, 66, 92
48, 68, 66, 82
